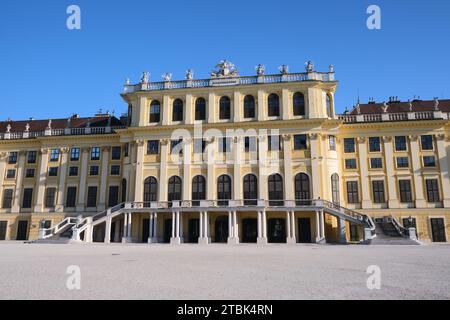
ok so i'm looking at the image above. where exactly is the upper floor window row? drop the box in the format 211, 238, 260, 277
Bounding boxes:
147, 92, 307, 124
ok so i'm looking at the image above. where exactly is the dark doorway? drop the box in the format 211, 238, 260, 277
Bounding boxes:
142, 218, 150, 243
188, 219, 200, 243
298, 218, 312, 243
164, 219, 172, 243
268, 218, 286, 243
0, 221, 7, 240
16, 221, 28, 240
93, 224, 105, 242
431, 218, 446, 242
350, 224, 359, 241
242, 218, 257, 243
215, 216, 228, 243
111, 221, 116, 242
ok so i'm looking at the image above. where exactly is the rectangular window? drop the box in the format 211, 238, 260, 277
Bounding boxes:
91, 147, 101, 161
421, 135, 434, 150
423, 156, 436, 167
27, 151, 37, 164
2, 189, 13, 209
426, 179, 440, 202
110, 165, 120, 175
194, 139, 206, 154
22, 188, 33, 209
395, 136, 407, 151
147, 140, 159, 155
399, 180, 412, 203
219, 137, 231, 153
346, 181, 359, 204
268, 136, 281, 151
6, 169, 16, 179
344, 138, 355, 153
244, 137, 257, 152
170, 140, 183, 154
329, 135, 336, 151
345, 159, 357, 169
48, 167, 58, 177
370, 158, 383, 169
372, 181, 385, 203
50, 149, 60, 162
66, 187, 77, 208
111, 146, 121, 160
89, 166, 99, 176
8, 152, 18, 164
44, 188, 56, 208
25, 168, 35, 178
70, 148, 80, 161
293, 135, 308, 150
369, 137, 381, 152
108, 186, 119, 207
69, 166, 79, 176
87, 186, 98, 207
396, 157, 409, 168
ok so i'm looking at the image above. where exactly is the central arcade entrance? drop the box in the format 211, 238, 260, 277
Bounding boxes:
268, 218, 286, 243
214, 215, 228, 243
242, 218, 257, 243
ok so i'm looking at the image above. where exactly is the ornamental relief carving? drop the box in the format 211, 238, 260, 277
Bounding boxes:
356, 137, 366, 143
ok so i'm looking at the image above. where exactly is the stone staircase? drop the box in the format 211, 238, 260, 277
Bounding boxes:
369, 218, 419, 245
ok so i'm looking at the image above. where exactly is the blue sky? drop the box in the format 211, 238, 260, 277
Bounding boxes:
0, 0, 449, 120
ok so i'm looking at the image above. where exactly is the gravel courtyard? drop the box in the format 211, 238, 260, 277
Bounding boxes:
0, 242, 449, 300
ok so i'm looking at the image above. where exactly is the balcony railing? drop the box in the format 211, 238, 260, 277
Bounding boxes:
338, 111, 449, 123
0, 126, 126, 141
123, 72, 335, 93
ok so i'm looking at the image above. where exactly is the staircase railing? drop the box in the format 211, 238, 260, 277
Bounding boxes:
41, 217, 79, 239
390, 216, 410, 238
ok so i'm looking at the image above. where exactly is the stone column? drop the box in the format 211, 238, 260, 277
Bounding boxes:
0, 152, 7, 191
258, 135, 268, 201
233, 137, 243, 202
134, 140, 145, 203
98, 146, 111, 211
233, 91, 242, 123
286, 211, 292, 243
179, 212, 184, 243
158, 140, 169, 202
337, 217, 347, 244
104, 217, 112, 243
257, 90, 266, 121
170, 211, 181, 245
55, 148, 69, 212
122, 213, 128, 242
383, 137, 399, 208
436, 134, 450, 207
320, 210, 325, 239
283, 134, 294, 201
290, 211, 296, 242
199, 211, 210, 245
258, 210, 268, 245
208, 93, 216, 123
357, 137, 372, 208
409, 135, 426, 207
126, 212, 132, 242
227, 211, 233, 242
281, 89, 291, 120
310, 134, 321, 199
185, 94, 194, 124
162, 95, 171, 125
76, 147, 89, 212
257, 211, 262, 238
182, 139, 192, 202
233, 210, 238, 240
206, 138, 216, 201
148, 212, 154, 243
227, 211, 239, 245
153, 213, 158, 242
32, 149, 48, 213
315, 210, 321, 243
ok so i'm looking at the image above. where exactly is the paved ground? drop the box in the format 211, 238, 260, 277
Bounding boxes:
0, 242, 449, 300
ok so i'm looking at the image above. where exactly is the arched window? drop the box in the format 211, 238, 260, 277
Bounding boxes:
172, 99, 184, 122
293, 92, 305, 116
143, 177, 158, 207
295, 173, 311, 205
121, 179, 127, 203
168, 176, 182, 205
217, 175, 232, 206
195, 98, 206, 121
219, 96, 231, 120
331, 173, 340, 205
268, 94, 280, 117
149, 100, 161, 123
192, 175, 206, 207
268, 174, 283, 206
326, 94, 332, 118
243, 174, 258, 205
244, 95, 255, 119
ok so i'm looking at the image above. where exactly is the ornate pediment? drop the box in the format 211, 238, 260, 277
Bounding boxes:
210, 60, 239, 79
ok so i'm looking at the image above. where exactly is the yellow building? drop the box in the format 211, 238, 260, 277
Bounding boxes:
0, 60, 449, 244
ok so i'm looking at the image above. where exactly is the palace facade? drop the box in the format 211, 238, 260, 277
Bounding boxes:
0, 60, 449, 244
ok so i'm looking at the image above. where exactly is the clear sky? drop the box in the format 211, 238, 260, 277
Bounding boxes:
0, 0, 449, 120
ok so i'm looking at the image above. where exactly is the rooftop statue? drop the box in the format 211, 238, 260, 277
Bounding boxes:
140, 71, 150, 84
279, 64, 289, 75
305, 61, 314, 72
186, 69, 194, 80
211, 59, 239, 78
256, 64, 265, 76
162, 73, 172, 82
